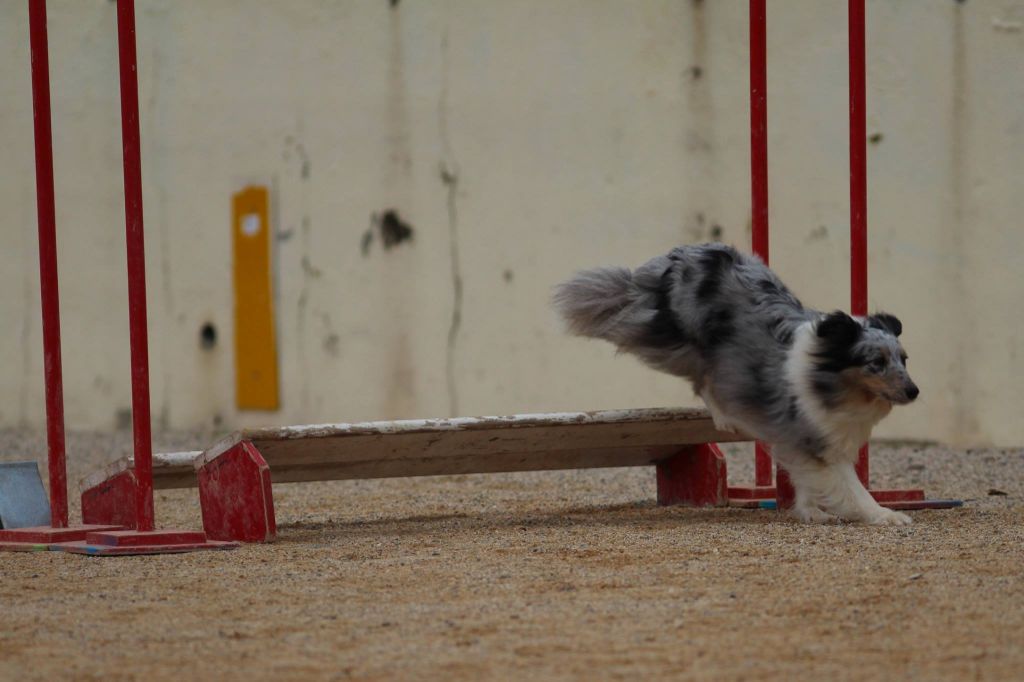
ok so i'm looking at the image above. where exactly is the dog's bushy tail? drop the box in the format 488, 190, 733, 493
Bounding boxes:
554, 254, 706, 380
553, 265, 655, 347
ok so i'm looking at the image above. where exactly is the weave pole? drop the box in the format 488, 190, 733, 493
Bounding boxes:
116, 0, 155, 532
28, 0, 68, 529
748, 0, 774, 490
726, 0, 784, 508
848, 0, 871, 487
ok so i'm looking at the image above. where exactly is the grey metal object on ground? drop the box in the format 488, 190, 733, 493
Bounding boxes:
0, 461, 51, 529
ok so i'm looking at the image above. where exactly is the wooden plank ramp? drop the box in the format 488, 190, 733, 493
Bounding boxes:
202, 407, 745, 483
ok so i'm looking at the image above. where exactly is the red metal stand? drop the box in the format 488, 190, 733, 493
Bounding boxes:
656, 444, 729, 507
728, 0, 777, 507
116, 0, 156, 533
53, 0, 236, 555
28, 0, 66, 530
849, 0, 871, 490
0, 0, 126, 552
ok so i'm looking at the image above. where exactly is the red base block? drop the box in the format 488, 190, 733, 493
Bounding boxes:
871, 488, 924, 503
729, 498, 773, 509
728, 485, 776, 500
775, 467, 795, 510
656, 443, 728, 507
82, 468, 139, 529
738, 480, 962, 512
85, 529, 207, 546
197, 440, 275, 543
52, 528, 237, 556
0, 541, 49, 552
0, 524, 124, 553
55, 539, 237, 556
871, 488, 962, 510
881, 499, 963, 511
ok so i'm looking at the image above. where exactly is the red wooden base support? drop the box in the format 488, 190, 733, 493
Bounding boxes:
82, 468, 139, 528
727, 485, 777, 508
75, 463, 242, 555
0, 524, 124, 552
197, 440, 275, 543
775, 467, 795, 509
79, 440, 276, 544
656, 443, 728, 507
729, 442, 778, 507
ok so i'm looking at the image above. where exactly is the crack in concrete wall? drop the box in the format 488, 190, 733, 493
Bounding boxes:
949, 2, 977, 441
439, 29, 462, 418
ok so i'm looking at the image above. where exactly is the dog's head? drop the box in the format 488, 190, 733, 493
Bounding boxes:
814, 311, 918, 405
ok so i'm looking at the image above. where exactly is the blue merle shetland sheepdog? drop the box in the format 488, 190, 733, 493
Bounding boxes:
554, 243, 918, 525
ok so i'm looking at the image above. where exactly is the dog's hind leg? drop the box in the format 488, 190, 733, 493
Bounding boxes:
699, 388, 738, 434
768, 450, 835, 522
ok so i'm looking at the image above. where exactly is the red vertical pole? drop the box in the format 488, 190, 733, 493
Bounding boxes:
116, 0, 154, 532
749, 0, 773, 488
28, 0, 69, 529
849, 0, 870, 487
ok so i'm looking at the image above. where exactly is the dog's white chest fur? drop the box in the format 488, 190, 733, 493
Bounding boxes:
786, 323, 892, 461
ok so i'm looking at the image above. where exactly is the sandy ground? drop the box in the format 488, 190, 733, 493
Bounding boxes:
1, 428, 1022, 681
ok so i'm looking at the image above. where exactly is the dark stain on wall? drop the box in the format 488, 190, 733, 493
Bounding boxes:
363, 210, 414, 255
200, 322, 217, 349
380, 210, 413, 248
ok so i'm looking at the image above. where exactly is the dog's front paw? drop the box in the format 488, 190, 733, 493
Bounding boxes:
792, 506, 837, 524
866, 509, 912, 526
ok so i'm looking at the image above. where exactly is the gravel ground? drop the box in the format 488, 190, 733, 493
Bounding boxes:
1, 428, 1022, 681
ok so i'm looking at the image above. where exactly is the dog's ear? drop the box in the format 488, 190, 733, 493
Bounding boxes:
867, 312, 902, 337
816, 311, 862, 346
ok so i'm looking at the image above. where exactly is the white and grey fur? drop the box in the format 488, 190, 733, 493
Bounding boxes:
554, 243, 919, 525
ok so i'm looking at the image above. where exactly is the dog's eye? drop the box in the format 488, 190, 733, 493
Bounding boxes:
868, 358, 886, 373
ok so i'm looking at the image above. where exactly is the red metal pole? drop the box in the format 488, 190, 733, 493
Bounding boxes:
749, 0, 773, 488
849, 0, 870, 486
116, 0, 154, 532
28, 0, 69, 529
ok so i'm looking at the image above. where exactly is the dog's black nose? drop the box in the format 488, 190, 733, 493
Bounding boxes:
906, 384, 920, 401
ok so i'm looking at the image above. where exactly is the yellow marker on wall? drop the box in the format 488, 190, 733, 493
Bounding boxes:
233, 186, 279, 410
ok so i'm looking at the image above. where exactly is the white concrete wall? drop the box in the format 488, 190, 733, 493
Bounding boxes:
1, 0, 1022, 446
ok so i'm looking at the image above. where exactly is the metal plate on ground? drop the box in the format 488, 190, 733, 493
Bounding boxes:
0, 462, 50, 530
53, 540, 239, 556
